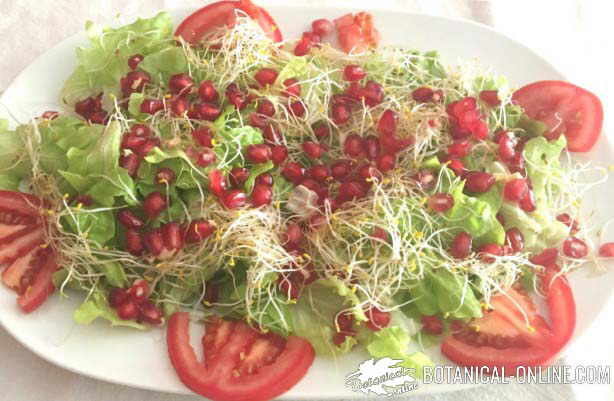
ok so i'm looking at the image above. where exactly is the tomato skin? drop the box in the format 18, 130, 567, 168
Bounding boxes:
0, 190, 45, 222
334, 12, 380, 54
175, 0, 282, 45
17, 249, 57, 313
512, 80, 603, 152
167, 312, 315, 401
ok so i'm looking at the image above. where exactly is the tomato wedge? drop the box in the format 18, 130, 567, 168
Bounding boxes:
441, 268, 575, 374
175, 0, 282, 44
167, 312, 315, 401
512, 80, 603, 152
334, 12, 380, 54
17, 249, 57, 313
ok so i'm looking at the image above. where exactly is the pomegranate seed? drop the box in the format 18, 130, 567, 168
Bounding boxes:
302, 141, 326, 159
289, 101, 306, 117
508, 152, 526, 175
88, 111, 109, 125
251, 184, 273, 207
246, 144, 272, 164
229, 167, 249, 188
281, 223, 303, 250
294, 37, 312, 56
185, 220, 216, 243
598, 243, 614, 257
170, 96, 189, 116
143, 229, 164, 256
473, 120, 489, 140
192, 128, 214, 148
307, 165, 331, 183
450, 231, 472, 259
254, 68, 278, 87
506, 228, 524, 253
263, 124, 282, 144
162, 222, 184, 251
282, 162, 304, 184
332, 331, 355, 346
363, 80, 384, 107
119, 153, 141, 177
194, 148, 217, 167
331, 160, 353, 181
271, 145, 288, 165
169, 73, 194, 95
257, 99, 275, 117
255, 173, 273, 186
247, 113, 266, 129
556, 213, 580, 234
421, 315, 444, 335
41, 110, 59, 120
447, 140, 472, 158
365, 307, 390, 331
465, 171, 495, 193
121, 134, 147, 151
139, 301, 164, 325
127, 54, 144, 70
331, 103, 350, 125
308, 18, 332, 37
299, 177, 321, 193
117, 301, 139, 320
335, 310, 355, 332
198, 80, 219, 102
377, 110, 397, 137
117, 210, 144, 229
302, 31, 321, 44
498, 131, 516, 162
313, 123, 330, 139
411, 169, 435, 191
530, 248, 559, 266
343, 134, 366, 158
125, 229, 144, 256
278, 275, 301, 299
446, 158, 465, 176
504, 179, 529, 202
226, 83, 246, 109
208, 169, 227, 197
128, 279, 150, 302
120, 71, 151, 96
563, 237, 589, 259
479, 243, 504, 263
376, 154, 396, 172
338, 180, 368, 202
130, 124, 151, 137
137, 137, 160, 157
192, 102, 221, 121
143, 191, 167, 219
343, 65, 366, 82
222, 189, 247, 209
480, 90, 501, 107
358, 163, 380, 182
412, 87, 434, 102
140, 99, 164, 114
282, 78, 301, 98
371, 227, 389, 243
75, 94, 102, 118
428, 193, 454, 213
519, 190, 536, 212
109, 288, 129, 308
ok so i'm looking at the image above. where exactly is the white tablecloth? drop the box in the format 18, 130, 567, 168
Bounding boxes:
1, 1, 613, 400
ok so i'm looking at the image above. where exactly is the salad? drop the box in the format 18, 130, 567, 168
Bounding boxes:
0, 1, 609, 400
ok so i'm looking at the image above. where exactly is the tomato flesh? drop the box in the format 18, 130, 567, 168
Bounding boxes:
512, 80, 603, 152
175, 0, 282, 45
167, 312, 315, 401
334, 12, 380, 54
17, 249, 57, 313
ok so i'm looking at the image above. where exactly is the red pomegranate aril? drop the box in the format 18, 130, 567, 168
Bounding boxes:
331, 103, 350, 125
343, 65, 366, 82
338, 180, 368, 201
480, 90, 501, 107
294, 37, 312, 56
257, 99, 275, 117
479, 243, 504, 263
195, 148, 217, 167
450, 231, 472, 259
226, 83, 246, 109
41, 110, 60, 120
254, 68, 278, 87
192, 128, 214, 148
332, 331, 355, 346
185, 220, 216, 243
289, 101, 306, 117
412, 87, 434, 103
563, 237, 589, 259
278, 275, 301, 300
263, 124, 282, 144
506, 228, 524, 253
371, 227, 389, 243
362, 136, 379, 161
465, 171, 495, 193
504, 178, 529, 203
170, 96, 189, 116
282, 223, 303, 250
208, 169, 227, 197
255, 173, 273, 186
198, 80, 219, 102
143, 191, 167, 219
282, 78, 301, 98
508, 152, 526, 175
117, 301, 139, 320
331, 160, 353, 181
335, 311, 354, 332
376, 154, 396, 172
121, 71, 151, 96
118, 210, 144, 229
121, 134, 147, 151
428, 193, 454, 213
299, 178, 321, 193
127, 54, 144, 70
109, 288, 130, 308
193, 102, 221, 121
498, 131, 516, 162
246, 144, 272, 164
556, 213, 580, 234
125, 229, 144, 256
140, 99, 164, 114
143, 229, 164, 256
377, 110, 397, 137
421, 315, 444, 335
312, 18, 334, 36
308, 165, 331, 183
88, 111, 108, 125
363, 80, 384, 106
302, 141, 326, 159
358, 164, 380, 182
248, 113, 267, 130
162, 222, 183, 251
128, 279, 150, 302
447, 140, 472, 158
302, 31, 321, 44
313, 123, 330, 140
251, 184, 273, 207
519, 190, 536, 212
222, 189, 247, 209
119, 153, 141, 177
131, 124, 151, 137
271, 145, 288, 165
75, 94, 101, 118
473, 120, 489, 140
343, 134, 366, 158
365, 307, 391, 331
530, 248, 559, 266
169, 73, 194, 95
137, 137, 160, 157
599, 243, 614, 257
139, 301, 164, 325
282, 162, 304, 184
229, 167, 250, 187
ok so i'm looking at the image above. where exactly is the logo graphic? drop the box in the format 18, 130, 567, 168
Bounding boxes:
345, 358, 418, 396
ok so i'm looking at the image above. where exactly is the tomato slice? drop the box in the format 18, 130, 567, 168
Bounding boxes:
512, 80, 603, 152
175, 0, 282, 45
441, 268, 576, 374
334, 12, 380, 54
17, 249, 57, 313
167, 312, 315, 401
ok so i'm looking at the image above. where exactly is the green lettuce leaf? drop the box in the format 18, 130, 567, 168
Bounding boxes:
62, 208, 116, 246
140, 46, 188, 84
212, 108, 264, 168
74, 291, 146, 329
